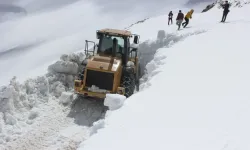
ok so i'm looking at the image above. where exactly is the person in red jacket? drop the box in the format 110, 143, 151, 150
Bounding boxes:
176, 10, 184, 30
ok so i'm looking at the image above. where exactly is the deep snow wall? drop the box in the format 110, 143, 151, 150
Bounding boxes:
0, 52, 87, 147
138, 30, 206, 86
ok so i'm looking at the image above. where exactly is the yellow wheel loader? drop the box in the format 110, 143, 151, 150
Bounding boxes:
74, 28, 141, 99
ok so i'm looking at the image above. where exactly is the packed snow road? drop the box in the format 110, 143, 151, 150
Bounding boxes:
3, 99, 85, 150
3, 97, 106, 150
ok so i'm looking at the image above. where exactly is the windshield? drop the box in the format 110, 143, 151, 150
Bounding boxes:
99, 35, 125, 55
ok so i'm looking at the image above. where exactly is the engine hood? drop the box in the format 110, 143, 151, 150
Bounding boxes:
86, 55, 122, 72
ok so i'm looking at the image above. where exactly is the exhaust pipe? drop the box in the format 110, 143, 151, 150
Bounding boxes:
112, 38, 118, 57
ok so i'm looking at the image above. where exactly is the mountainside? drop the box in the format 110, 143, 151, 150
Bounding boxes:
0, 0, 250, 150
202, 0, 250, 12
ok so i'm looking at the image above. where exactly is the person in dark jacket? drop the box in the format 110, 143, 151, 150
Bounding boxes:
168, 11, 173, 25
221, 1, 230, 22
176, 10, 184, 30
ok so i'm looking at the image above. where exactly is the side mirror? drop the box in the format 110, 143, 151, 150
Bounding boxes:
96, 31, 101, 39
133, 35, 139, 44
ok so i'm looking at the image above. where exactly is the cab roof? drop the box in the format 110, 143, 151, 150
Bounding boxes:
98, 28, 132, 37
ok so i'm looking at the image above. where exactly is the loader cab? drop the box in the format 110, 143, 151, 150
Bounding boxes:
97, 33, 125, 57
75, 28, 141, 99
96, 29, 140, 65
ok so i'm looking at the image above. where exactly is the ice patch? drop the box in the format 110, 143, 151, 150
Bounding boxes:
104, 94, 126, 111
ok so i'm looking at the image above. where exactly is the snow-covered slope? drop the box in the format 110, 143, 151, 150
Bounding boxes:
0, 52, 108, 149
0, 1, 122, 86
218, 0, 250, 7
0, 0, 152, 86
0, 0, 210, 86
202, 0, 250, 12
1, 0, 250, 149
78, 4, 250, 150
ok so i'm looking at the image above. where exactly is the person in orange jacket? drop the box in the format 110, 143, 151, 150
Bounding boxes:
182, 9, 194, 28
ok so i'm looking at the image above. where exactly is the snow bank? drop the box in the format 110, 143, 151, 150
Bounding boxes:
0, 51, 86, 147
59, 92, 74, 105
0, 76, 48, 116
46, 52, 86, 92
139, 29, 206, 90
77, 94, 126, 149
48, 52, 85, 75
104, 94, 126, 111
89, 119, 105, 136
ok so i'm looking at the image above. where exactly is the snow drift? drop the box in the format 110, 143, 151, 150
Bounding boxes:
1, 1, 250, 149
104, 94, 126, 111
0, 52, 89, 148
77, 3, 250, 150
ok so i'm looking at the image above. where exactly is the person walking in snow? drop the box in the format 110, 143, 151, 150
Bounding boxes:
176, 10, 184, 30
220, 1, 230, 22
168, 11, 173, 25
182, 9, 194, 28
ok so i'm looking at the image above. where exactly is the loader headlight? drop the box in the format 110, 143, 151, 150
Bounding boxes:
74, 80, 82, 87
126, 61, 135, 67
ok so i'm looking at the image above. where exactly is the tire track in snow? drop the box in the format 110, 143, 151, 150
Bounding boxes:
0, 41, 45, 58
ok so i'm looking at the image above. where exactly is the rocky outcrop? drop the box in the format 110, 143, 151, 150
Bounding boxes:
201, 0, 250, 13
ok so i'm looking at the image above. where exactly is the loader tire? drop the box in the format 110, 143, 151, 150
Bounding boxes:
135, 64, 141, 92
122, 73, 135, 98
